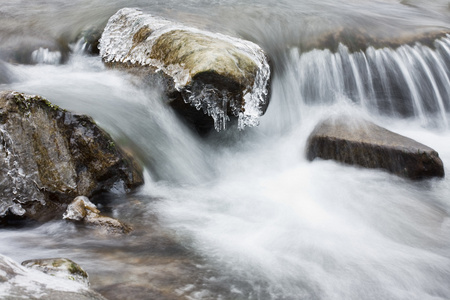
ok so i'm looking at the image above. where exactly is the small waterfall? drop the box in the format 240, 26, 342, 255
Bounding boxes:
31, 47, 62, 65
289, 35, 450, 129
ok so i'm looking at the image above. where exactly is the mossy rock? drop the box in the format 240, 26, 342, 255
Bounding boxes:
0, 254, 106, 300
0, 91, 144, 222
100, 8, 271, 132
22, 258, 89, 287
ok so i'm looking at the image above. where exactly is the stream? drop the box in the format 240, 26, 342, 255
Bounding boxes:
1, 1, 450, 299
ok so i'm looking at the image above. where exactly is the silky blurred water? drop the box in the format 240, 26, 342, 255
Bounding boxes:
0, 1, 450, 299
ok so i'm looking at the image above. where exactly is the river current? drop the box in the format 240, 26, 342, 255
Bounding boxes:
1, 1, 450, 299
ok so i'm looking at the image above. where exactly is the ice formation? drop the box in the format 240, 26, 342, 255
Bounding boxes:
99, 8, 270, 131
31, 48, 62, 65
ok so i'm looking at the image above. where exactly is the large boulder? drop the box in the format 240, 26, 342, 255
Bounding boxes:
0, 254, 106, 300
99, 8, 271, 132
0, 91, 144, 222
306, 116, 445, 179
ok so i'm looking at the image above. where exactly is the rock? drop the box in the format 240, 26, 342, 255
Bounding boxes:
21, 258, 90, 287
0, 254, 106, 300
63, 196, 132, 234
306, 116, 445, 179
99, 8, 271, 132
0, 91, 144, 222
299, 25, 449, 53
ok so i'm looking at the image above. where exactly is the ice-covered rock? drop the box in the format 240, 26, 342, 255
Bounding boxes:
99, 8, 271, 132
21, 258, 90, 287
0, 254, 106, 300
0, 91, 144, 222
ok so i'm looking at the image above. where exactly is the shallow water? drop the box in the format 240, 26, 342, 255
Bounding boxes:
0, 1, 450, 299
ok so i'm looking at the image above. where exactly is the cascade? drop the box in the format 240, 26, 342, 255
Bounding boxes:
0, 1, 449, 299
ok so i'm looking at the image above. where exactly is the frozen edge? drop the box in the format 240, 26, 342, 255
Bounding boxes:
99, 7, 270, 131
0, 254, 91, 299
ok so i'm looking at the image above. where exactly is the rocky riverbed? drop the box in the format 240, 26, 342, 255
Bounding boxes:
1, 1, 450, 300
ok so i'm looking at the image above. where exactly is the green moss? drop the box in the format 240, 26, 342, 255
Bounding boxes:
52, 259, 63, 268
42, 98, 61, 111
107, 141, 116, 151
11, 92, 65, 113
68, 262, 88, 278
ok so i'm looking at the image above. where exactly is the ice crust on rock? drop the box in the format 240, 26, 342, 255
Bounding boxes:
99, 7, 270, 131
21, 258, 90, 288
0, 254, 97, 299
0, 121, 45, 218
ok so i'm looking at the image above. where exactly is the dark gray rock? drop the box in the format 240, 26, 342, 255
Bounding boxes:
306, 116, 445, 179
0, 254, 106, 300
0, 91, 144, 222
99, 8, 271, 132
76, 27, 102, 55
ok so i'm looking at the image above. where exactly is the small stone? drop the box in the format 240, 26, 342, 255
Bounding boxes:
63, 196, 132, 234
84, 214, 133, 235
63, 196, 99, 221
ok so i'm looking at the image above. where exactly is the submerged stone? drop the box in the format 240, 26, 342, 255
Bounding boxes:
0, 254, 106, 300
0, 91, 144, 222
99, 7, 271, 132
306, 116, 445, 179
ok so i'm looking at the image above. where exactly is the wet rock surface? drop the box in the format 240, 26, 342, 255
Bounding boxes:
99, 8, 271, 132
300, 27, 450, 53
306, 116, 445, 179
0, 254, 106, 300
0, 91, 144, 222
64, 196, 132, 234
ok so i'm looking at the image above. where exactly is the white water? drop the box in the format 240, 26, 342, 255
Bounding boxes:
1, 1, 450, 299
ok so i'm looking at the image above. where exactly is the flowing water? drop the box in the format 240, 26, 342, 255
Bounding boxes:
1, 1, 450, 299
